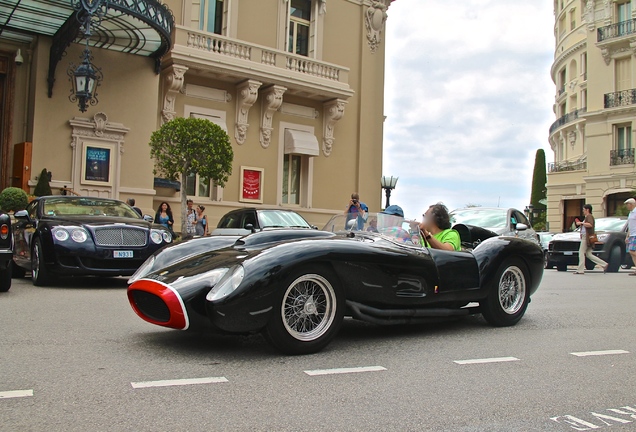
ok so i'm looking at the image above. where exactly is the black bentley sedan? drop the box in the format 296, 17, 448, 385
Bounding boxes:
547, 217, 630, 272
12, 196, 173, 286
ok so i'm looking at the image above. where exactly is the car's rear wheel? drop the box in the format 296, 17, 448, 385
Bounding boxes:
0, 265, 11, 292
606, 245, 622, 273
556, 263, 567, 272
31, 238, 50, 286
480, 258, 530, 327
11, 260, 26, 278
264, 266, 344, 355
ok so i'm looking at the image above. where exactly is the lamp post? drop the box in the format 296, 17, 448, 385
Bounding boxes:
380, 175, 398, 209
526, 204, 534, 226
67, 0, 107, 112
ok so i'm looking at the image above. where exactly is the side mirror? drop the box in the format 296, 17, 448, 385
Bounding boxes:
142, 215, 153, 222
245, 223, 256, 234
515, 223, 528, 231
14, 210, 29, 220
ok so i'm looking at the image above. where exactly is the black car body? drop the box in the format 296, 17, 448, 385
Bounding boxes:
12, 196, 173, 286
547, 217, 630, 272
128, 213, 543, 354
0, 211, 12, 292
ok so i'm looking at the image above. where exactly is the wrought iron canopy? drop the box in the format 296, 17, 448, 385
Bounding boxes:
0, 0, 173, 94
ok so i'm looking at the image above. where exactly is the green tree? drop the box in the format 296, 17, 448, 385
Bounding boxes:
33, 168, 52, 196
149, 117, 233, 235
530, 149, 547, 226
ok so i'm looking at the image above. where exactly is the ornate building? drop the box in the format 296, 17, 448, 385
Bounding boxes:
0, 0, 394, 228
547, 0, 636, 231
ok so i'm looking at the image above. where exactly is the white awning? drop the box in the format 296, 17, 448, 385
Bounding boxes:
284, 129, 319, 156
190, 113, 228, 134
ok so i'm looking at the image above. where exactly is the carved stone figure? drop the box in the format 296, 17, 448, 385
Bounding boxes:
365, 1, 389, 53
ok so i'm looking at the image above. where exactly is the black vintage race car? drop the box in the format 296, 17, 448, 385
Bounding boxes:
12, 196, 173, 286
127, 213, 543, 354
0, 210, 12, 292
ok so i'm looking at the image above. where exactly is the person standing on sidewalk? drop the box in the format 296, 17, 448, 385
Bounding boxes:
624, 198, 636, 275
574, 204, 608, 274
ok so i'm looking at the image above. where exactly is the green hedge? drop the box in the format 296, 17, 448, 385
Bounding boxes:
0, 187, 28, 212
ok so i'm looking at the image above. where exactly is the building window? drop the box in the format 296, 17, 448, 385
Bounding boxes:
282, 154, 302, 205
615, 57, 632, 91
185, 174, 220, 201
288, 0, 311, 56
558, 68, 567, 94
195, 0, 224, 34
559, 14, 566, 39
617, 1, 633, 35
581, 52, 587, 80
570, 9, 576, 30
616, 125, 632, 151
581, 89, 587, 109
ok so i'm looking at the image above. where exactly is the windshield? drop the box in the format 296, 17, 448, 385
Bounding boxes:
595, 218, 626, 232
257, 210, 311, 228
42, 197, 141, 219
450, 208, 507, 229
322, 213, 421, 244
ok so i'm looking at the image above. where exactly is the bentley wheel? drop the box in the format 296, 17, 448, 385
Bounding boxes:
265, 267, 344, 355
11, 260, 26, 278
31, 238, 50, 287
481, 258, 529, 327
0, 265, 11, 292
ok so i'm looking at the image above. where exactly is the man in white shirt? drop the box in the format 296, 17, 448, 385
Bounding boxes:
625, 198, 636, 275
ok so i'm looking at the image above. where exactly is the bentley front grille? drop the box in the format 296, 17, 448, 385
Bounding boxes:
94, 227, 147, 247
552, 241, 580, 252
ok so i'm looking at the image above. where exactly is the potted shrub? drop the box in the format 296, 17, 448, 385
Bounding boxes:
0, 187, 28, 213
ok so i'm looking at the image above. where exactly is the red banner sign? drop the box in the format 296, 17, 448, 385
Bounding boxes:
242, 169, 262, 201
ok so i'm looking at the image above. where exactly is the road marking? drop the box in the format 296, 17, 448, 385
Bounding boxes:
0, 389, 33, 399
130, 377, 228, 389
453, 356, 520, 365
304, 366, 387, 376
571, 349, 630, 357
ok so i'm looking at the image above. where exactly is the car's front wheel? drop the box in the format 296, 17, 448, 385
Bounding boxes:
0, 264, 11, 292
264, 266, 344, 355
31, 238, 50, 286
480, 258, 530, 327
606, 245, 622, 273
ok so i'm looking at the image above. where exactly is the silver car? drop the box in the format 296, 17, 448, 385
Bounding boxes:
450, 207, 539, 244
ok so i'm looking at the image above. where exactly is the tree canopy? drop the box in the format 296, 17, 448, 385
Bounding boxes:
149, 117, 233, 235
530, 149, 547, 210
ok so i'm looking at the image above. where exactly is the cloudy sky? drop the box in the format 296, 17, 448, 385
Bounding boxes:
382, 0, 556, 219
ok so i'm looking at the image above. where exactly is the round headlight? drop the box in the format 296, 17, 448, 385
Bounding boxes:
71, 229, 88, 243
150, 230, 162, 244
54, 229, 69, 241
162, 231, 172, 243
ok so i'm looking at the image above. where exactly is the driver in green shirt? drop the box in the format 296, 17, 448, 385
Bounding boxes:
419, 203, 461, 251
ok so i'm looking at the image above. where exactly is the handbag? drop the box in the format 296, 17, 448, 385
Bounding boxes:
587, 234, 598, 245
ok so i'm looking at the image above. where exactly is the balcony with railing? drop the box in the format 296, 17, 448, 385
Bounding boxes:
549, 108, 586, 135
604, 88, 636, 108
610, 148, 635, 166
598, 19, 636, 42
548, 156, 587, 173
168, 25, 353, 100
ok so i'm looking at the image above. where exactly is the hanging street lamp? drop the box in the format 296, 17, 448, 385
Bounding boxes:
380, 175, 399, 209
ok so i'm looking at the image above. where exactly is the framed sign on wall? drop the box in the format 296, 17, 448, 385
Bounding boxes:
81, 142, 114, 186
239, 166, 264, 204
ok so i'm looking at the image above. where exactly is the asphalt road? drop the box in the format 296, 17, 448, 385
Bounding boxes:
1, 268, 635, 432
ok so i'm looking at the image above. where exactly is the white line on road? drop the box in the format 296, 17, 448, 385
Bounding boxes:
454, 357, 520, 365
131, 377, 228, 389
570, 350, 630, 357
0, 389, 33, 399
304, 366, 387, 376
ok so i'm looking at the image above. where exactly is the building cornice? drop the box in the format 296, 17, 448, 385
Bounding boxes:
551, 40, 587, 78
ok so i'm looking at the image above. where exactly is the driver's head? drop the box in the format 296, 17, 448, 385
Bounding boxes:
377, 205, 405, 230
423, 203, 451, 231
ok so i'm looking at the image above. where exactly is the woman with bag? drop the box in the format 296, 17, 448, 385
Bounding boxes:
574, 204, 608, 274
194, 205, 208, 236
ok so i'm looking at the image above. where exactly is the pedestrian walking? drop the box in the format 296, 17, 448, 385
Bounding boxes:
624, 198, 636, 275
573, 204, 608, 274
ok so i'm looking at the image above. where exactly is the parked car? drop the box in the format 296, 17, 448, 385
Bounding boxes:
11, 196, 173, 286
127, 212, 543, 354
547, 217, 630, 272
0, 210, 12, 292
449, 207, 539, 244
212, 208, 315, 236
537, 232, 556, 269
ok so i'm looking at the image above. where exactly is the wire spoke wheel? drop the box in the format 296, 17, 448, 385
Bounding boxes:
281, 274, 336, 342
497, 266, 526, 315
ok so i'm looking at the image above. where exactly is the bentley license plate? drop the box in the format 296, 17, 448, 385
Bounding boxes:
113, 250, 133, 258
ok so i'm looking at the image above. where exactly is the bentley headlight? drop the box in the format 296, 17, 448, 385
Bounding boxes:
53, 228, 69, 241
70, 228, 88, 243
206, 265, 245, 301
150, 230, 163, 244
128, 255, 155, 284
162, 231, 172, 243
596, 234, 610, 243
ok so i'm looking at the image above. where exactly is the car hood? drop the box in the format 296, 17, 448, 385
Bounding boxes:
42, 215, 153, 228
552, 232, 580, 242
